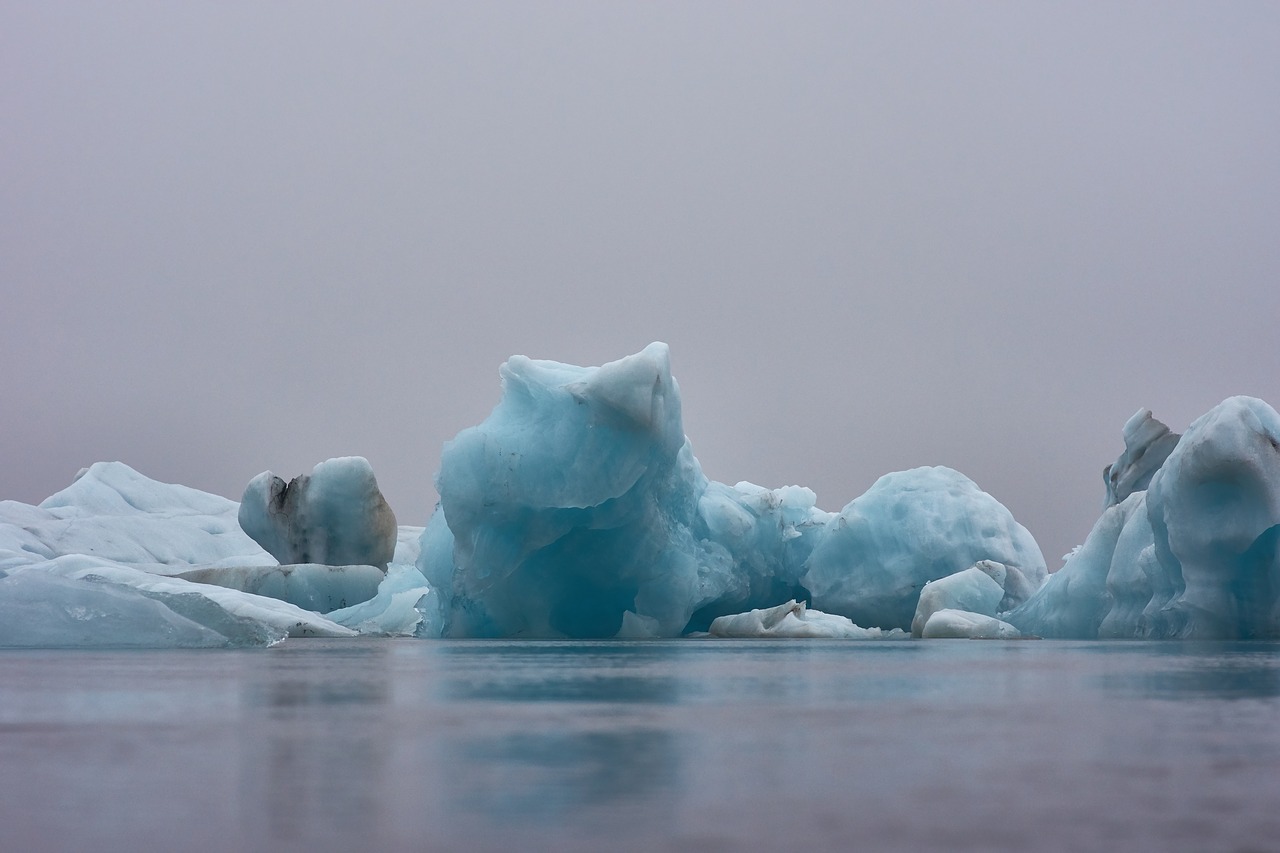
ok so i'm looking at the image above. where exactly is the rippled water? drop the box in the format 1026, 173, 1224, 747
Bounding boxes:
2, 639, 1279, 852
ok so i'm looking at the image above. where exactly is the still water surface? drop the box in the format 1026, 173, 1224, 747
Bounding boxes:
2, 639, 1278, 852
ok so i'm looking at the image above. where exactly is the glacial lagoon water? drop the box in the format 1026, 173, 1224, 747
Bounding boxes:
3, 640, 1279, 853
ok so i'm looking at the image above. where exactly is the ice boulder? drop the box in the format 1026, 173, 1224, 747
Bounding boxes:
1008, 397, 1280, 639
801, 467, 1047, 631
708, 600, 904, 639
239, 457, 397, 569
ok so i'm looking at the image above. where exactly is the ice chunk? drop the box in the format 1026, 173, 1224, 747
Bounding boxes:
920, 609, 1023, 639
708, 600, 905, 639
239, 457, 398, 569
1103, 408, 1180, 508
801, 467, 1047, 631
172, 564, 385, 613
910, 564, 1005, 638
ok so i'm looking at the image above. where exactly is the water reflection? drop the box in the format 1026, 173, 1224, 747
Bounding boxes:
239, 645, 393, 848
435, 641, 686, 704
1097, 645, 1280, 700
448, 728, 683, 826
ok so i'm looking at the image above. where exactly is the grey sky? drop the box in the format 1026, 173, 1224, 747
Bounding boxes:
3, 2, 1278, 567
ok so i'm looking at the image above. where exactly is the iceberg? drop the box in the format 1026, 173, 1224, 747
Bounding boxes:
1007, 397, 1280, 639
239, 457, 398, 569
426, 343, 1047, 638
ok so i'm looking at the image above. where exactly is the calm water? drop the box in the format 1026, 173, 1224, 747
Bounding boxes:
2, 639, 1278, 853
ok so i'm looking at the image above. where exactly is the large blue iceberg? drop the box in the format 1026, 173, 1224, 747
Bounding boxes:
424, 343, 1047, 638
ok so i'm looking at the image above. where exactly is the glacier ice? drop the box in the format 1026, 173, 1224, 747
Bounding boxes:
239, 457, 398, 569
1007, 396, 1280, 639
426, 343, 1047, 638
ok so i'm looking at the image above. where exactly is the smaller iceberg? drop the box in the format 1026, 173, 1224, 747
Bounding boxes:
708, 600, 905, 639
910, 562, 1006, 638
239, 457, 398, 569
920, 609, 1022, 639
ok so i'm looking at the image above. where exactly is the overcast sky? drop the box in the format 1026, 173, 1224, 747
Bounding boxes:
4, 1, 1278, 566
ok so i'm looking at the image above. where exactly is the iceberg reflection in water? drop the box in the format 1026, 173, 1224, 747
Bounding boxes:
2, 640, 1280, 852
